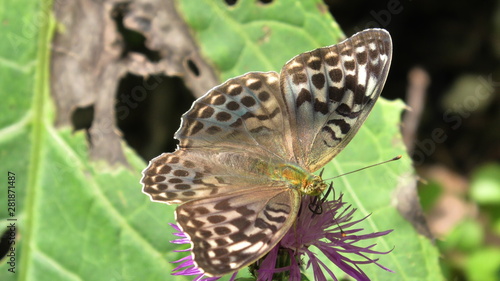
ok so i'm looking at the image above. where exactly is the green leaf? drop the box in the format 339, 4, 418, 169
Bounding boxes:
418, 180, 444, 212
470, 163, 500, 205
465, 247, 500, 281
437, 219, 483, 253
0, 0, 443, 281
0, 1, 186, 280
308, 99, 443, 281
176, 0, 344, 81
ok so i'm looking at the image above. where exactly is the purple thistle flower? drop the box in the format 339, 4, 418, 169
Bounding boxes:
255, 194, 394, 281
169, 194, 393, 281
169, 223, 238, 281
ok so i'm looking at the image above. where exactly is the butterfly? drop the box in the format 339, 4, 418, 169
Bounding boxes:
141, 28, 392, 277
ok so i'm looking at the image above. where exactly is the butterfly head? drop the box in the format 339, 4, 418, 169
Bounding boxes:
303, 174, 327, 196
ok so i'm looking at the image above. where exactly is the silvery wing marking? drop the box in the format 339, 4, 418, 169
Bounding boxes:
280, 29, 393, 172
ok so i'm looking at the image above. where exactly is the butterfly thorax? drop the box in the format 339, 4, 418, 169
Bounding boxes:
271, 163, 326, 196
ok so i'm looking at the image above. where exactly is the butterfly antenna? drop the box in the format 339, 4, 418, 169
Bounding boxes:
338, 225, 347, 238
310, 156, 401, 216
323, 155, 402, 181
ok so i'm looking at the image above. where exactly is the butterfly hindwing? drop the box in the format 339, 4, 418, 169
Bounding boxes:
176, 187, 300, 276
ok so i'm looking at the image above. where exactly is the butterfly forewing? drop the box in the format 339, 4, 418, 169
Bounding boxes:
280, 29, 392, 172
175, 71, 294, 162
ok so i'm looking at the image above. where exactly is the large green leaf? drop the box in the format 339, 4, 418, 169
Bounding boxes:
176, 0, 344, 81
0, 0, 442, 280
318, 99, 443, 281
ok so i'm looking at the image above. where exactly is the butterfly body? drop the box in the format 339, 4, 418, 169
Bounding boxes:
262, 162, 325, 195
142, 29, 392, 276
